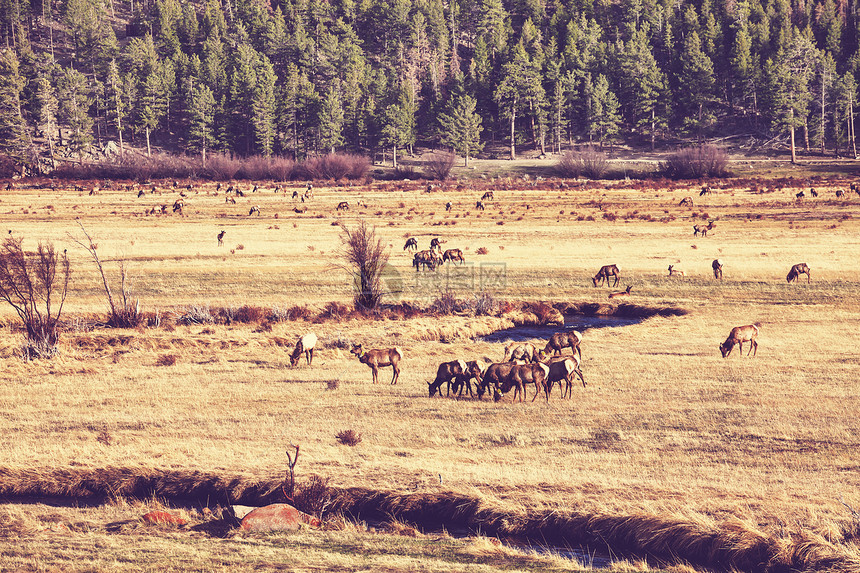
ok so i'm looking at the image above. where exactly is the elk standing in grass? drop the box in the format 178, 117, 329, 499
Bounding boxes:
442, 249, 465, 265
712, 259, 723, 279
592, 264, 620, 287
503, 341, 537, 363
543, 331, 583, 361
786, 262, 810, 283
217, 230, 225, 246
719, 324, 759, 358
679, 196, 693, 207
403, 237, 418, 251
337, 201, 349, 211
668, 264, 686, 277
289, 333, 318, 366
693, 221, 715, 237
351, 344, 403, 384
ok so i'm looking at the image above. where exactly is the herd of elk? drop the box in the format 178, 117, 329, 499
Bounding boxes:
592, 264, 620, 287
350, 344, 403, 385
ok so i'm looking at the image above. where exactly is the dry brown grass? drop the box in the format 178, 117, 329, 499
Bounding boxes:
0, 174, 859, 570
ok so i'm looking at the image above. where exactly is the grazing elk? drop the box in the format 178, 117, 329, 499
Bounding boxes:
292, 190, 299, 199
413, 250, 440, 271
712, 259, 723, 280
449, 360, 486, 397
476, 200, 485, 210
336, 201, 349, 211
442, 249, 465, 265
497, 362, 551, 402
430, 237, 445, 249
445, 201, 452, 211
543, 331, 583, 361
795, 190, 805, 201
668, 264, 686, 277
719, 324, 759, 358
429, 359, 484, 397
810, 188, 818, 197
503, 341, 538, 363
786, 262, 811, 283
609, 285, 633, 299
137, 189, 145, 198
482, 191, 494, 200
699, 186, 712, 196
679, 196, 693, 207
539, 355, 586, 398
851, 182, 860, 196
225, 196, 236, 204
249, 205, 261, 216
289, 333, 318, 366
592, 264, 620, 287
693, 221, 715, 237
836, 189, 845, 198
479, 361, 519, 399
350, 344, 403, 384
217, 230, 225, 246
172, 199, 184, 214
403, 237, 418, 251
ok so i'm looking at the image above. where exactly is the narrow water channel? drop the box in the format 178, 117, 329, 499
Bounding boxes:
481, 314, 643, 343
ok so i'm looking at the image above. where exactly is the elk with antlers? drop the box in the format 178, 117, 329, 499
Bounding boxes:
351, 344, 403, 384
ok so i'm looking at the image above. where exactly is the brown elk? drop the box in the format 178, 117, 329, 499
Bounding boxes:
795, 190, 805, 201
336, 201, 349, 211
539, 355, 586, 398
503, 341, 537, 363
719, 324, 759, 358
712, 259, 723, 279
217, 230, 225, 246
442, 249, 465, 265
699, 186, 712, 196
679, 196, 693, 207
413, 250, 439, 271
693, 221, 715, 237
450, 360, 486, 397
476, 200, 485, 210
172, 200, 184, 214
786, 262, 810, 283
403, 238, 418, 251
225, 196, 236, 204
592, 264, 620, 287
289, 333, 317, 367
497, 362, 551, 402
351, 344, 403, 384
249, 205, 261, 216
479, 362, 519, 400
609, 285, 633, 299
668, 264, 686, 277
429, 359, 484, 397
542, 331, 583, 361
482, 191, 494, 200
836, 189, 845, 198
430, 237, 445, 249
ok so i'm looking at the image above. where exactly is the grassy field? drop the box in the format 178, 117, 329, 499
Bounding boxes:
0, 166, 859, 571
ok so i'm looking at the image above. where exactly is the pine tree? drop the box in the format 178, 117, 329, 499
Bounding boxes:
677, 31, 716, 142
188, 84, 216, 162
438, 93, 484, 166
619, 26, 669, 149
57, 67, 94, 162
380, 84, 415, 168
33, 64, 59, 168
318, 81, 345, 154
251, 55, 277, 156
105, 59, 125, 152
0, 48, 28, 163
494, 44, 545, 159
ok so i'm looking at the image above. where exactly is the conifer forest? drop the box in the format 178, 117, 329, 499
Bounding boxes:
0, 0, 858, 167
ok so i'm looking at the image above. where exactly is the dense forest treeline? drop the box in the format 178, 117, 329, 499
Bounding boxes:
0, 0, 859, 171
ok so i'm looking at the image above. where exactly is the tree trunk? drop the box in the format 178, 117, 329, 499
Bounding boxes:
790, 108, 797, 164
145, 127, 151, 157
392, 144, 397, 169
650, 108, 656, 151
821, 71, 826, 156
509, 102, 516, 160
851, 95, 858, 159
803, 118, 809, 153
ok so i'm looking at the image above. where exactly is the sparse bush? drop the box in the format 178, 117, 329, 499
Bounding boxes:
270, 156, 298, 181
336, 429, 362, 446
556, 147, 608, 179
661, 145, 730, 179
301, 153, 369, 180
430, 291, 461, 315
156, 354, 177, 366
392, 164, 420, 180
339, 221, 390, 310
174, 305, 215, 325
325, 380, 339, 391
0, 237, 70, 359
318, 301, 351, 321
326, 334, 352, 349
234, 305, 264, 323
423, 151, 456, 180
293, 474, 332, 518
204, 153, 242, 180
472, 291, 498, 316
475, 247, 489, 255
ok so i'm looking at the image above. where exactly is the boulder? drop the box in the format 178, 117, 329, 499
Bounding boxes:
240, 504, 321, 532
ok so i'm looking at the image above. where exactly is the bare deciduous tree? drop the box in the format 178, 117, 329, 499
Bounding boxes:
0, 236, 70, 359
339, 220, 389, 310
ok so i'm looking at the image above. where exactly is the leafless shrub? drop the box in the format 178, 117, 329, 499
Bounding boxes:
430, 290, 462, 315
174, 305, 215, 325
204, 153, 242, 181
236, 155, 273, 180
557, 147, 608, 179
96, 430, 113, 446
270, 157, 298, 181
392, 164, 420, 180
661, 145, 730, 179
325, 334, 352, 349
339, 220, 390, 310
423, 151, 456, 180
156, 354, 177, 366
71, 222, 142, 328
472, 291, 498, 316
0, 236, 70, 359
336, 429, 362, 446
301, 153, 369, 180
293, 474, 333, 518
234, 305, 265, 323
325, 380, 339, 391
475, 247, 489, 255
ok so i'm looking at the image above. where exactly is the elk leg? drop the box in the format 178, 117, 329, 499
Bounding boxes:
612, 274, 619, 287
391, 364, 399, 385
371, 365, 379, 384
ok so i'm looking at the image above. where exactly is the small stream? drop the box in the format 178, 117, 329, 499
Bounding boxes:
481, 314, 643, 343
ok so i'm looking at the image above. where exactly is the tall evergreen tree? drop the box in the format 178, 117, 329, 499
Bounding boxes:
380, 83, 415, 168
57, 67, 94, 161
0, 47, 28, 162
677, 31, 715, 142
438, 92, 484, 166
188, 84, 216, 162
318, 81, 345, 154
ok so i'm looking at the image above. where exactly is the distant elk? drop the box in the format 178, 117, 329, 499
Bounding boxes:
430, 237, 445, 249
542, 331, 583, 361
225, 196, 236, 204
592, 264, 620, 287
482, 191, 495, 200
217, 230, 225, 246
403, 237, 418, 251
851, 182, 860, 196
786, 262, 810, 283
428, 359, 484, 397
350, 344, 403, 384
712, 259, 723, 280
836, 189, 845, 198
445, 201, 452, 211
609, 285, 633, 299
476, 200, 485, 210
719, 324, 759, 358
693, 221, 715, 237
413, 250, 440, 271
795, 190, 805, 201
699, 186, 712, 196
442, 249, 465, 265
810, 188, 818, 197
336, 201, 349, 211
679, 196, 693, 207
249, 205, 260, 216
289, 333, 317, 367
668, 264, 686, 277
172, 199, 184, 214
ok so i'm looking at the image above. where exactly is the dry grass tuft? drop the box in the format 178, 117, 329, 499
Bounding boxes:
336, 430, 362, 446
155, 354, 177, 366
